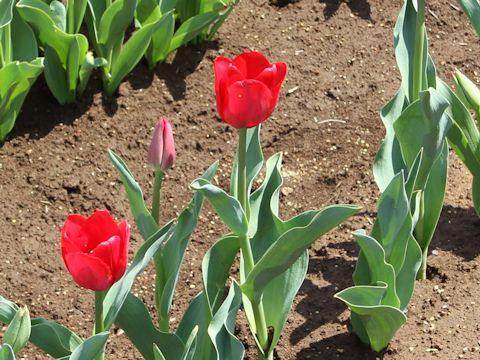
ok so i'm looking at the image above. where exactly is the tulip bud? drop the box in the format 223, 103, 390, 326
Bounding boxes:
3, 306, 31, 354
147, 118, 176, 171
452, 69, 480, 112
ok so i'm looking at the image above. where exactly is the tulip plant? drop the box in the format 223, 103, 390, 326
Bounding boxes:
0, 0, 43, 141
135, 0, 239, 69
16, 0, 106, 104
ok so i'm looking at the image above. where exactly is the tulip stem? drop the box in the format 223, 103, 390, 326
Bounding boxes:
94, 290, 106, 360
412, 0, 426, 102
152, 169, 164, 225
237, 127, 270, 356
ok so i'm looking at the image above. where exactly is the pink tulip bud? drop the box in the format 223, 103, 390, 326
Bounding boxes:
147, 118, 176, 171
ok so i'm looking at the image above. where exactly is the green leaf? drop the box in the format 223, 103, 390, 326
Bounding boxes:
68, 0, 88, 33
108, 149, 159, 240
44, 45, 67, 104
29, 318, 82, 358
473, 176, 480, 218
0, 59, 43, 141
158, 161, 218, 321
3, 306, 30, 354
78, 52, 107, 96
11, 7, 38, 61
49, 1, 66, 31
65, 36, 82, 101
0, 344, 15, 360
144, 11, 174, 68
68, 332, 109, 360
457, 0, 480, 38
190, 179, 248, 237
136, 0, 161, 25
115, 293, 185, 360
0, 296, 18, 324
168, 11, 218, 51
106, 16, 165, 95
241, 204, 360, 302
396, 236, 422, 311
181, 326, 198, 360
207, 282, 244, 360
153, 344, 167, 360
335, 284, 407, 352
0, 0, 15, 27
98, 0, 136, 52
159, 0, 177, 14
102, 223, 174, 329
351, 231, 400, 308
393, 88, 451, 190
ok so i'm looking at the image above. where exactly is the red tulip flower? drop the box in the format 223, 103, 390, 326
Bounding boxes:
61, 210, 130, 292
214, 51, 287, 128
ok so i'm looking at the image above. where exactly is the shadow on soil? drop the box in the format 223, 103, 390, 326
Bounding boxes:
433, 205, 480, 261
271, 0, 372, 21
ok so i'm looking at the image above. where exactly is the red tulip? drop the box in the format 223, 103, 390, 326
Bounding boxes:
61, 210, 130, 292
147, 118, 176, 171
214, 51, 287, 128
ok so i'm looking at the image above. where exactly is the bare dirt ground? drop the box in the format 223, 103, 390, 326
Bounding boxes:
1, 0, 480, 358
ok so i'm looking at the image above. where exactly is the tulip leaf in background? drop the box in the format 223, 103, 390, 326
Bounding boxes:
373, 0, 450, 280
16, 0, 104, 104
0, 0, 42, 142
336, 167, 422, 352
456, 0, 480, 38
135, 0, 239, 69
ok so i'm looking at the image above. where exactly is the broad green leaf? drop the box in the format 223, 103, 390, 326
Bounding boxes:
370, 172, 411, 272
351, 231, 400, 308
0, 296, 18, 324
393, 88, 451, 190
153, 344, 167, 360
457, 0, 480, 38
230, 125, 263, 220
49, 1, 66, 31
103, 223, 174, 329
97, 0, 137, 52
106, 16, 165, 95
206, 1, 237, 41
0, 0, 15, 27
136, 0, 161, 25
168, 11, 218, 52
44, 45, 67, 104
335, 284, 407, 352
418, 141, 448, 251
115, 293, 185, 360
85, 0, 106, 51
0, 59, 43, 141
65, 36, 82, 101
0, 344, 15, 360
29, 318, 82, 358
145, 11, 174, 68
241, 204, 360, 302
11, 7, 38, 61
159, 0, 177, 14
3, 306, 30, 353
69, 332, 109, 360
67, 0, 88, 33
159, 161, 218, 321
396, 236, 422, 310
190, 179, 248, 237
203, 234, 241, 313
108, 150, 159, 239
207, 282, 244, 360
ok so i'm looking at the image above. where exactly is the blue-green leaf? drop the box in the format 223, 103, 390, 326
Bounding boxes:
457, 0, 480, 38
69, 332, 109, 360
0, 344, 15, 360
3, 306, 30, 353
29, 318, 82, 358
97, 0, 136, 52
0, 0, 15, 27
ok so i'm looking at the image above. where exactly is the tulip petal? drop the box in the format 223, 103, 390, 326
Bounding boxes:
256, 62, 287, 100
223, 80, 274, 128
64, 252, 113, 291
90, 235, 127, 283
61, 215, 89, 253
85, 210, 121, 251
160, 119, 176, 170
232, 52, 271, 79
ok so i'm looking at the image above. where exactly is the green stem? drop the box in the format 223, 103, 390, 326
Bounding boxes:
412, 0, 426, 102
415, 190, 426, 280
94, 290, 107, 360
237, 127, 270, 354
152, 170, 164, 225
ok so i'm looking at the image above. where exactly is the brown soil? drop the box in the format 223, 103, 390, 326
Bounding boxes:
1, 0, 480, 358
